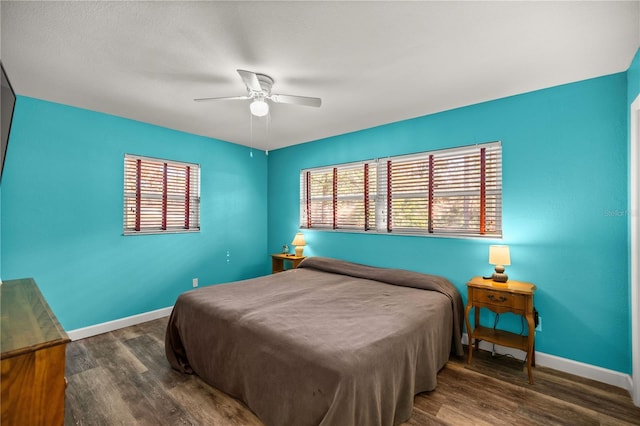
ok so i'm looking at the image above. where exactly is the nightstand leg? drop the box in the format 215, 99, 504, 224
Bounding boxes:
526, 312, 535, 384
532, 342, 536, 367
473, 307, 480, 351
465, 303, 474, 364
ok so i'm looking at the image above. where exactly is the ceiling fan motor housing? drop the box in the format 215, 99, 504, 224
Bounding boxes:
254, 74, 274, 95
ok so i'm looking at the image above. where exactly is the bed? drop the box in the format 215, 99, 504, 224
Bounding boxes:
165, 257, 464, 426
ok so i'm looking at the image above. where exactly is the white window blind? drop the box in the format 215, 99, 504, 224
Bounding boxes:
300, 161, 377, 231
388, 156, 431, 232
302, 167, 334, 228
124, 154, 200, 235
300, 141, 502, 238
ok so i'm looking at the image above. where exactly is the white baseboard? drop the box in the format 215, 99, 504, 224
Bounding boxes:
66, 306, 173, 341
462, 333, 632, 393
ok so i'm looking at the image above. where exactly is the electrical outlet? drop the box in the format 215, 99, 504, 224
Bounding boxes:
535, 316, 542, 332
192, 278, 198, 288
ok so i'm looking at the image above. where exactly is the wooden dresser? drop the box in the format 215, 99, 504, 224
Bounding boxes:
1, 278, 70, 425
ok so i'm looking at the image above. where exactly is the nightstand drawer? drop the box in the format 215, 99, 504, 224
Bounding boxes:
473, 288, 525, 310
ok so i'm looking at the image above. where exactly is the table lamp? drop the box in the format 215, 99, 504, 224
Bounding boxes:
489, 245, 510, 283
291, 232, 306, 257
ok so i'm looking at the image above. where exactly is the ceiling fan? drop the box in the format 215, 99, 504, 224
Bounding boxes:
195, 69, 321, 117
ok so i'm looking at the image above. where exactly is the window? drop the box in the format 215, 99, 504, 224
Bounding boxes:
300, 162, 377, 231
300, 141, 502, 238
124, 154, 200, 235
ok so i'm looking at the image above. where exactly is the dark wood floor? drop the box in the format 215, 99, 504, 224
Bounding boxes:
64, 317, 640, 425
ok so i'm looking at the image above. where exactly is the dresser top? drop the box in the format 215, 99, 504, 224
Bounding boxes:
1, 278, 70, 359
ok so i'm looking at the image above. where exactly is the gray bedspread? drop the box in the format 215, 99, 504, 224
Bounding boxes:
166, 257, 463, 426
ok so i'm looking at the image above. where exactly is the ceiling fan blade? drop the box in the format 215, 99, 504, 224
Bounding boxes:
194, 95, 250, 102
270, 94, 322, 108
237, 69, 262, 92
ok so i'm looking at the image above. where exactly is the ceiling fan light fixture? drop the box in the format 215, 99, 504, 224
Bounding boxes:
250, 99, 269, 117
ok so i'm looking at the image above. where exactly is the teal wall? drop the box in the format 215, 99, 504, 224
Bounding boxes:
1, 97, 269, 330
268, 73, 630, 374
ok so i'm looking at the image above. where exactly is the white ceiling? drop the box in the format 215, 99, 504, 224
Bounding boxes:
1, 1, 639, 152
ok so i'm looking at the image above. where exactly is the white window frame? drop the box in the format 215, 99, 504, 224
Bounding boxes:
123, 154, 200, 235
300, 141, 502, 239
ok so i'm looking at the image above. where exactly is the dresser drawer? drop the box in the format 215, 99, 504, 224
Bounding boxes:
472, 288, 526, 311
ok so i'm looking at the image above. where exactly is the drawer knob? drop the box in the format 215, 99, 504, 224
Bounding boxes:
488, 294, 507, 302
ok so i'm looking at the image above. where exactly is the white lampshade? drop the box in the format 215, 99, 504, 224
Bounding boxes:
291, 232, 306, 257
250, 99, 269, 117
489, 245, 511, 266
291, 232, 306, 247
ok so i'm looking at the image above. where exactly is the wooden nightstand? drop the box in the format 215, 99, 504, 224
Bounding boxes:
465, 276, 537, 384
270, 253, 306, 274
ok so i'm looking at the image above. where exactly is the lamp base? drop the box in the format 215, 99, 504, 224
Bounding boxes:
295, 246, 304, 257
491, 265, 508, 284
491, 272, 508, 283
